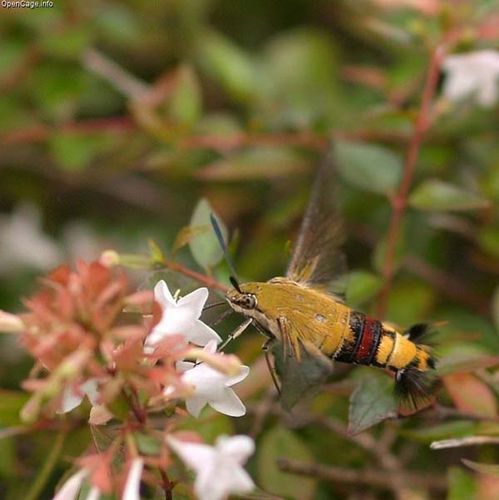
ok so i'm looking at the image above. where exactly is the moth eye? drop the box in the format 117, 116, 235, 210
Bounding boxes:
244, 294, 257, 308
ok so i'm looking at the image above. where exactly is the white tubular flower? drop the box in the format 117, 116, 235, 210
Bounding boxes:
59, 379, 99, 414
167, 435, 255, 500
85, 487, 100, 500
145, 281, 221, 350
0, 310, 24, 333
442, 49, 499, 108
122, 458, 144, 500
52, 469, 88, 500
176, 340, 249, 417
0, 204, 62, 275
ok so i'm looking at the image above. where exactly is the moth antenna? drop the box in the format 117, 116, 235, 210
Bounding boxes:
202, 301, 227, 311
210, 213, 240, 281
230, 276, 242, 293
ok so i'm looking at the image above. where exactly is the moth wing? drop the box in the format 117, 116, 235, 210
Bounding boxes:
272, 319, 333, 410
286, 152, 347, 298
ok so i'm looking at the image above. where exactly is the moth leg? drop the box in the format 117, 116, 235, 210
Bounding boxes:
218, 317, 253, 352
262, 338, 281, 396
209, 307, 233, 328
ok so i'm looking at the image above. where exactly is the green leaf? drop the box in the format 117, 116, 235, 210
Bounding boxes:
334, 140, 402, 194
178, 413, 234, 443
448, 467, 477, 500
0, 390, 30, 426
168, 65, 202, 127
348, 371, 397, 435
478, 226, 499, 259
197, 147, 309, 181
402, 420, 477, 443
259, 29, 341, 127
134, 432, 161, 456
257, 426, 316, 499
409, 179, 490, 212
385, 281, 434, 326
196, 30, 257, 102
48, 132, 112, 171
40, 27, 93, 59
148, 239, 165, 264
345, 270, 382, 308
462, 459, 499, 477
188, 198, 227, 270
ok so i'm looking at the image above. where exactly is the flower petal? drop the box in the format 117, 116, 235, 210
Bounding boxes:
85, 487, 100, 500
58, 386, 85, 414
188, 320, 222, 346
185, 396, 207, 417
216, 435, 255, 464
122, 458, 144, 500
227, 466, 255, 494
53, 469, 87, 500
177, 288, 209, 318
154, 280, 175, 308
210, 389, 246, 417
81, 379, 99, 406
167, 436, 215, 472
226, 365, 250, 386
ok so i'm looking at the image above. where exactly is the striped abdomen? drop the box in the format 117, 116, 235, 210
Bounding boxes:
333, 311, 433, 373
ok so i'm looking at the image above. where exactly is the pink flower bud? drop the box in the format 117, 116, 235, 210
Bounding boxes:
99, 249, 120, 267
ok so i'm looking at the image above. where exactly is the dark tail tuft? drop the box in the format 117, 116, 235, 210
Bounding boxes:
395, 323, 439, 411
394, 366, 438, 411
404, 323, 435, 345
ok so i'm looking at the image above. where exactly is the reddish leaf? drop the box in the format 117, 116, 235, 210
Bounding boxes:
443, 373, 497, 418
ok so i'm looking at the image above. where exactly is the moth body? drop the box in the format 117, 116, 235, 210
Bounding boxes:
226, 278, 436, 408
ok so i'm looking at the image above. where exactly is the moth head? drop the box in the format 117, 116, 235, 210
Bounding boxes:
226, 279, 258, 312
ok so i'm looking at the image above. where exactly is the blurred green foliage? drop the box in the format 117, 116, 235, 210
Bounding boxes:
0, 0, 499, 499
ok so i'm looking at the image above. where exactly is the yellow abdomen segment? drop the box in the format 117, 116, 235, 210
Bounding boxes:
319, 302, 352, 357
387, 333, 418, 370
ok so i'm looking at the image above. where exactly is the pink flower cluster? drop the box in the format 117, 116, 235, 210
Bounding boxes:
6, 260, 254, 500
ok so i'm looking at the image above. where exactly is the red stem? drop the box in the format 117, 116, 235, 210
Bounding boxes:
376, 44, 446, 318
160, 258, 229, 293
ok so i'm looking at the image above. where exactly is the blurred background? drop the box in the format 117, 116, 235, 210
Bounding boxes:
0, 1, 498, 498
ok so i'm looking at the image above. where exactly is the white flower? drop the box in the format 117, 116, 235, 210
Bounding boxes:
53, 469, 87, 500
176, 340, 249, 417
145, 280, 221, 349
167, 435, 255, 500
59, 379, 100, 414
52, 469, 99, 500
85, 487, 100, 500
0, 204, 62, 275
52, 469, 100, 500
122, 458, 144, 500
442, 49, 499, 108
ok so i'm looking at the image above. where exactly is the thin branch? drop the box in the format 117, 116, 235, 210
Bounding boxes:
25, 427, 68, 500
277, 459, 447, 492
82, 48, 150, 99
431, 436, 499, 450
159, 258, 229, 293
159, 469, 174, 500
2, 117, 134, 144
376, 44, 446, 317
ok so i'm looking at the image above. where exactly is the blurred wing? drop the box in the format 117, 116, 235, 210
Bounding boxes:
272, 317, 333, 410
287, 151, 346, 297
272, 339, 333, 411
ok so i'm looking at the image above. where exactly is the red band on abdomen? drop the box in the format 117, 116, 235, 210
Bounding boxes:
353, 317, 381, 365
